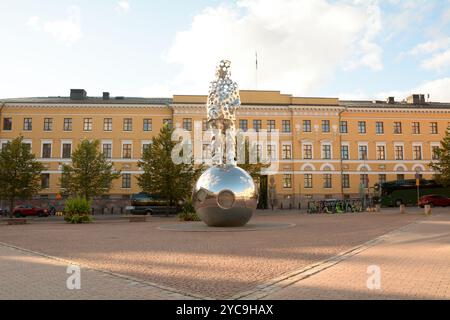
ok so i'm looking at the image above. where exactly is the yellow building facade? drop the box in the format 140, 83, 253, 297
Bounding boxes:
1, 90, 449, 208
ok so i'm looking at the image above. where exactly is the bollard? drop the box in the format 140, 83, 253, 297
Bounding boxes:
424, 204, 432, 215
399, 204, 406, 214
375, 204, 381, 212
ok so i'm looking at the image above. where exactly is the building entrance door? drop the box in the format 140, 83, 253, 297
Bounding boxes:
257, 175, 268, 209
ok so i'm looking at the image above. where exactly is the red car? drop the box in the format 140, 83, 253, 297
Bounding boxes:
419, 195, 450, 208
12, 205, 49, 217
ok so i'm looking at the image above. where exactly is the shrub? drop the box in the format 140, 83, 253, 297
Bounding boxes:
178, 199, 201, 221
64, 197, 93, 224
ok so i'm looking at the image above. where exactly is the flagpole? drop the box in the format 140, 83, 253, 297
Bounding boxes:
255, 51, 258, 90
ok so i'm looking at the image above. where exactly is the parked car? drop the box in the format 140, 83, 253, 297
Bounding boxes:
418, 195, 450, 208
126, 192, 181, 215
12, 205, 49, 218
0, 208, 9, 216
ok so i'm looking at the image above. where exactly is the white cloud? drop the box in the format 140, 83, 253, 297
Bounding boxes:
422, 49, 450, 72
376, 78, 450, 103
409, 38, 450, 55
165, 0, 383, 95
116, 1, 130, 14
26, 6, 82, 45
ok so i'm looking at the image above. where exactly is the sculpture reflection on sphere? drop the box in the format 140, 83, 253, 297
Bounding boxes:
193, 60, 258, 227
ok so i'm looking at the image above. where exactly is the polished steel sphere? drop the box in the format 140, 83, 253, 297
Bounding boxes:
193, 165, 258, 227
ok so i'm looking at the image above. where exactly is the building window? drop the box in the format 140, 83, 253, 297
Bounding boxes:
123, 118, 133, 131
393, 122, 402, 134
102, 143, 112, 159
41, 174, 50, 189
413, 145, 422, 160
267, 144, 276, 160
182, 118, 192, 131
122, 174, 131, 189
341, 145, 349, 160
376, 145, 385, 160
375, 121, 384, 134
430, 122, 438, 134
283, 174, 292, 188
83, 118, 92, 131
267, 120, 276, 132
253, 120, 262, 132
303, 144, 313, 160
62, 143, 72, 159
239, 119, 248, 132
304, 174, 313, 189
412, 122, 420, 134
322, 120, 330, 133
359, 145, 368, 160
379, 174, 386, 186
340, 121, 348, 133
323, 174, 332, 188
432, 146, 440, 160
358, 121, 366, 134
202, 144, 210, 161
303, 120, 311, 132
22, 143, 31, 153
63, 118, 72, 131
202, 119, 208, 131
23, 118, 32, 131
44, 118, 53, 131
42, 143, 52, 158
282, 145, 292, 159
397, 174, 405, 183
163, 119, 172, 129
342, 174, 350, 189
282, 120, 291, 133
395, 145, 404, 160
322, 144, 331, 160
142, 143, 151, 154
3, 117, 12, 130
360, 174, 369, 188
122, 143, 132, 159
142, 118, 152, 132
103, 118, 112, 131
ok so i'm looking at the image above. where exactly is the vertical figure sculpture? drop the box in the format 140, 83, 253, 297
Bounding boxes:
192, 60, 258, 227
207, 60, 240, 165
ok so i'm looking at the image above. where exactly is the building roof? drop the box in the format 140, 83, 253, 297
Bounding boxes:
340, 100, 450, 109
0, 96, 173, 105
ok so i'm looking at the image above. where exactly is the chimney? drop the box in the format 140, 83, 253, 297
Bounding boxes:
70, 89, 87, 100
387, 97, 395, 104
406, 94, 420, 104
103, 92, 110, 100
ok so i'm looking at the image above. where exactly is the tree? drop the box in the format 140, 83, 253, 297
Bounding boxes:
0, 136, 45, 216
137, 125, 202, 207
430, 129, 450, 187
60, 139, 120, 199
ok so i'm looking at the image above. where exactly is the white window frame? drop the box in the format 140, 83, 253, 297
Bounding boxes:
121, 140, 133, 159
412, 142, 423, 160
357, 142, 369, 160
341, 141, 350, 160
281, 142, 293, 160
430, 142, 440, 160
375, 142, 387, 160
394, 142, 404, 160
301, 142, 314, 160
141, 140, 152, 155
101, 140, 113, 159
40, 139, 53, 159
321, 142, 333, 160
60, 139, 73, 159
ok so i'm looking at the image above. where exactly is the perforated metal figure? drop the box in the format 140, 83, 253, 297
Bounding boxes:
207, 60, 241, 165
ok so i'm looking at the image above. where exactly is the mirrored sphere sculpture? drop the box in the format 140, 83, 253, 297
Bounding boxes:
193, 165, 258, 227
193, 60, 258, 227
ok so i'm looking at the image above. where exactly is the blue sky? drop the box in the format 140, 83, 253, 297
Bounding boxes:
1, 0, 450, 101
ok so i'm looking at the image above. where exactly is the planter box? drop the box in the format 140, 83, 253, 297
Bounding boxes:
7, 218, 27, 225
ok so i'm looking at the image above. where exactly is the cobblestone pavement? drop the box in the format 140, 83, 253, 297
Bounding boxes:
262, 211, 450, 300
0, 210, 424, 299
0, 244, 201, 300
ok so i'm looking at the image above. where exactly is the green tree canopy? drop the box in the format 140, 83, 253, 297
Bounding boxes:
0, 136, 45, 214
430, 129, 450, 187
60, 139, 120, 199
137, 125, 202, 206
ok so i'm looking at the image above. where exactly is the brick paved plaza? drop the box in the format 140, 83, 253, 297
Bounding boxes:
0, 209, 449, 300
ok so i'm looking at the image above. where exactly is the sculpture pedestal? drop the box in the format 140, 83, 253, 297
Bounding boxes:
193, 165, 258, 227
